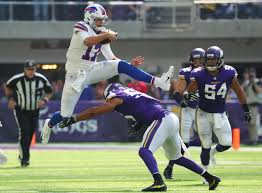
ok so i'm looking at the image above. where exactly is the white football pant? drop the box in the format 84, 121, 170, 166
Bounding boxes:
141, 113, 182, 160
179, 107, 196, 143
61, 60, 119, 117
195, 108, 232, 149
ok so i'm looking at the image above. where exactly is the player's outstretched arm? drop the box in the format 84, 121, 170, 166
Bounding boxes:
231, 77, 252, 123
58, 98, 123, 128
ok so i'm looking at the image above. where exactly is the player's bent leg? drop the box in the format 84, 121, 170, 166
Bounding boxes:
161, 113, 181, 180
169, 156, 221, 190
41, 72, 83, 144
164, 108, 192, 179
211, 116, 232, 166
118, 60, 174, 91
140, 118, 170, 192
139, 148, 167, 192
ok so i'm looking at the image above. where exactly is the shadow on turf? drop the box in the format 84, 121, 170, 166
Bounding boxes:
40, 190, 140, 193
0, 166, 26, 169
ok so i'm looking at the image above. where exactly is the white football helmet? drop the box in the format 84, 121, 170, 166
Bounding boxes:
84, 4, 109, 31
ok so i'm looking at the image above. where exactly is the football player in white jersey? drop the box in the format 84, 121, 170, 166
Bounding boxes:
41, 4, 174, 143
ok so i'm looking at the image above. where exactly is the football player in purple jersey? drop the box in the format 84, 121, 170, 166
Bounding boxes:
176, 46, 252, 183
59, 77, 220, 192
163, 48, 204, 179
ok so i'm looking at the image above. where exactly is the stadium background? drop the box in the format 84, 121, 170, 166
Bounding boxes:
1, 0, 262, 143
1, 1, 262, 192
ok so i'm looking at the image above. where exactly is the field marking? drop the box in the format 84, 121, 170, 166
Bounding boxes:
1, 143, 262, 152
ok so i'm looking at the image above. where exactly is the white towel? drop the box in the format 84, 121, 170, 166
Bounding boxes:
214, 113, 224, 129
179, 135, 191, 156
71, 70, 86, 92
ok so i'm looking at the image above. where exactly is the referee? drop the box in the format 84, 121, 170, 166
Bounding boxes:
5, 60, 52, 167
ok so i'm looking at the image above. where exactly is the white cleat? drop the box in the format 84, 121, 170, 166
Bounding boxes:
41, 119, 52, 144
0, 150, 7, 165
210, 147, 217, 167
156, 66, 174, 91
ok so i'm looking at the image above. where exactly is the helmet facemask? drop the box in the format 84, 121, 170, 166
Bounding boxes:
191, 58, 204, 68
204, 57, 224, 72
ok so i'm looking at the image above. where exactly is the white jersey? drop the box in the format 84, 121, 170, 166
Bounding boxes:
66, 21, 115, 71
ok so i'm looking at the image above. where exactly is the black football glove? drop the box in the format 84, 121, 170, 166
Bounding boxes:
242, 104, 252, 123
59, 116, 77, 128
244, 112, 252, 123
184, 91, 199, 102
127, 119, 141, 137
180, 100, 188, 108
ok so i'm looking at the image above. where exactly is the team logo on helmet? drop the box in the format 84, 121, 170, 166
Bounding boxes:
85, 6, 97, 13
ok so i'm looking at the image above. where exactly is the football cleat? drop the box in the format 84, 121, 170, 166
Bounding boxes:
156, 66, 174, 91
208, 176, 221, 190
142, 182, 167, 192
21, 160, 30, 167
41, 119, 51, 144
163, 165, 174, 179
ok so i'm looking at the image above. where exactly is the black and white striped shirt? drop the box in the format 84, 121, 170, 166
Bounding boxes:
6, 73, 52, 111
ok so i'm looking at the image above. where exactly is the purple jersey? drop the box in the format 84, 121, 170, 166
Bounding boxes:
104, 83, 168, 125
179, 66, 198, 109
190, 65, 237, 113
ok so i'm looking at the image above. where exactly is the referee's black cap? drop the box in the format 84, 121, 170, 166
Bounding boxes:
24, 60, 36, 68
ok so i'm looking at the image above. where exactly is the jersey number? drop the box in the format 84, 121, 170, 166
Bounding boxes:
123, 88, 156, 100
82, 44, 102, 61
204, 82, 227, 100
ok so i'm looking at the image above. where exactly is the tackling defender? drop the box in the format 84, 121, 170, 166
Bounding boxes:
41, 3, 173, 143
184, 46, 252, 177
58, 78, 220, 192
163, 48, 204, 179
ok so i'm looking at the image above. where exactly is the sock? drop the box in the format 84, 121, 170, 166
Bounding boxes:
49, 111, 63, 127
171, 156, 204, 175
153, 173, 164, 184
189, 137, 201, 147
181, 142, 189, 155
139, 147, 159, 175
201, 171, 214, 182
167, 160, 174, 167
200, 147, 211, 166
215, 144, 231, 152
118, 61, 154, 84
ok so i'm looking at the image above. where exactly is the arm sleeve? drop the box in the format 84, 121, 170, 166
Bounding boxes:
101, 44, 116, 60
